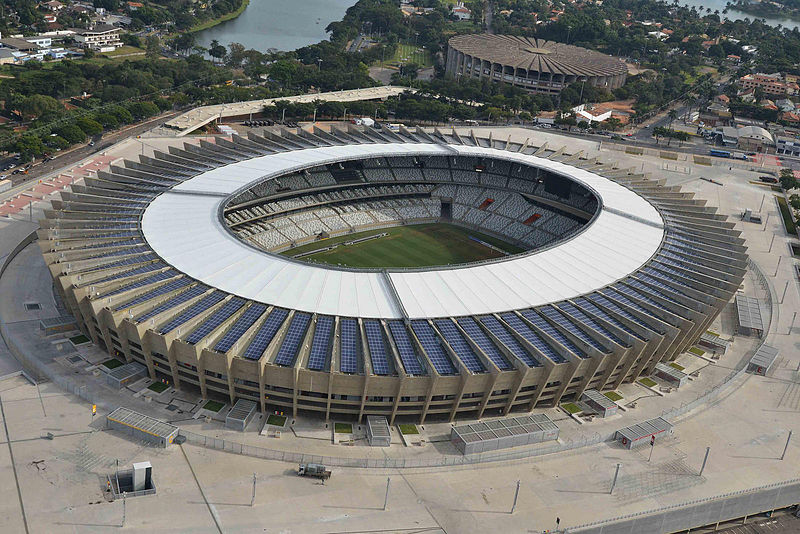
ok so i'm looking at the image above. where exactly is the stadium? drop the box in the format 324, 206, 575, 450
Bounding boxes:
446, 34, 628, 95
39, 125, 746, 424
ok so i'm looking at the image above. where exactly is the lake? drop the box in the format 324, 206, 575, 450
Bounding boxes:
197, 0, 798, 57
196, 0, 356, 52
677, 0, 799, 30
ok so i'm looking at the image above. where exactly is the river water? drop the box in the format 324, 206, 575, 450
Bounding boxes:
196, 0, 355, 52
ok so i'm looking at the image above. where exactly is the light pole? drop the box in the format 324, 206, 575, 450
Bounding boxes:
780, 430, 794, 460
510, 480, 521, 514
699, 447, 710, 476
610, 463, 621, 494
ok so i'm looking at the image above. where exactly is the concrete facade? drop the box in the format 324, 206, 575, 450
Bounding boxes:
38, 127, 746, 425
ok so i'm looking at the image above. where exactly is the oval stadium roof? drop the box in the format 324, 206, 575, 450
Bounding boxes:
141, 143, 664, 319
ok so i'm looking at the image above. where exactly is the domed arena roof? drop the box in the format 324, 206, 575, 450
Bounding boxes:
448, 34, 628, 78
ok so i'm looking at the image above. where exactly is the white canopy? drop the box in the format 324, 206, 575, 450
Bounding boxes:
141, 143, 664, 319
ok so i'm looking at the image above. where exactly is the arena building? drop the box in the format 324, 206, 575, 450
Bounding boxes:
39, 125, 746, 424
446, 34, 628, 95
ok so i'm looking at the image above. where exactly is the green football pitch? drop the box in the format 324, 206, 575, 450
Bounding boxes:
282, 223, 525, 269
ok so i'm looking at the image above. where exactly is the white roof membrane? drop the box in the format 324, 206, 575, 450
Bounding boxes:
141, 143, 664, 319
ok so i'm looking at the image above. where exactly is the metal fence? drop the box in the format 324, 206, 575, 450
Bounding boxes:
179, 427, 614, 469
566, 478, 800, 533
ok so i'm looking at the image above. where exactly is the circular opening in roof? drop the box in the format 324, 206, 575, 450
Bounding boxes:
221, 155, 600, 271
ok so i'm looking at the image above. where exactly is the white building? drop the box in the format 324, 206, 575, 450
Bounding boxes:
572, 104, 612, 124
451, 2, 472, 20
73, 24, 123, 51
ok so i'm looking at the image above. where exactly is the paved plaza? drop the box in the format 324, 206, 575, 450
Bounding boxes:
0, 125, 799, 533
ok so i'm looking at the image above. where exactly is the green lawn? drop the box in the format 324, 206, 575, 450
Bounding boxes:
70, 334, 90, 345
381, 43, 434, 69
203, 400, 225, 412
266, 414, 287, 426
101, 358, 124, 369
101, 45, 145, 57
688, 347, 706, 357
561, 402, 582, 414
776, 195, 797, 234
399, 424, 419, 435
639, 377, 658, 388
669, 362, 686, 371
148, 381, 169, 393
334, 422, 353, 434
603, 391, 623, 402
284, 223, 524, 269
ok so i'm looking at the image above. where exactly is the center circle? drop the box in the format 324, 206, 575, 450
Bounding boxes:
222, 154, 600, 271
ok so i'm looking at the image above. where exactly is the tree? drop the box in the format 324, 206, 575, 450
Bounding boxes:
555, 114, 577, 131
76, 117, 104, 136
174, 33, 195, 55
780, 168, 799, 190
603, 117, 622, 131
790, 194, 800, 211
145, 35, 161, 59
56, 124, 87, 144
14, 135, 45, 162
667, 109, 678, 129
209, 39, 227, 64
44, 135, 70, 150
20, 95, 61, 120
94, 113, 120, 129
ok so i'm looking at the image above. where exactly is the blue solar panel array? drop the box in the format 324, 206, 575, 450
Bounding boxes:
364, 320, 392, 375
478, 315, 539, 367
114, 278, 191, 311
539, 306, 608, 354
83, 253, 156, 274
93, 245, 150, 259
339, 318, 361, 374
456, 317, 513, 370
520, 309, 587, 359
639, 274, 693, 304
213, 303, 267, 353
387, 321, 426, 376
627, 279, 682, 307
434, 320, 485, 373
274, 312, 310, 366
100, 270, 175, 298
573, 297, 643, 341
410, 320, 457, 375
307, 315, 334, 370
185, 297, 246, 344
642, 267, 693, 291
243, 308, 288, 360
136, 285, 207, 323
599, 289, 665, 327
159, 291, 226, 334
620, 282, 688, 321
558, 302, 626, 346
500, 312, 567, 364
92, 262, 164, 285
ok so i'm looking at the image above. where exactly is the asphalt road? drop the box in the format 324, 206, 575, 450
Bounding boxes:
2, 111, 179, 192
